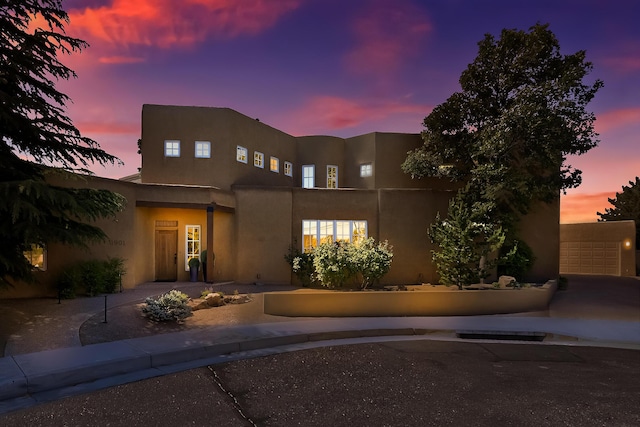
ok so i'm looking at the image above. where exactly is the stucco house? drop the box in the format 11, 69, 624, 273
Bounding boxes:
4, 104, 560, 297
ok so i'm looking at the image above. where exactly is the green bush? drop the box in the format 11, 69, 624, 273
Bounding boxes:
349, 238, 393, 289
284, 245, 315, 287
55, 258, 126, 297
497, 240, 536, 280
313, 241, 354, 288
558, 275, 569, 291
142, 290, 192, 322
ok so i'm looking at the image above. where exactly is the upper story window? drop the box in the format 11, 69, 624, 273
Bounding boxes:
284, 161, 293, 177
195, 141, 211, 158
360, 163, 373, 177
254, 151, 264, 168
270, 156, 279, 173
164, 140, 180, 157
327, 165, 338, 189
236, 145, 248, 163
302, 165, 314, 188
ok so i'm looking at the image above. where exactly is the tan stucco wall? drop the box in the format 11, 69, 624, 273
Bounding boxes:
560, 221, 636, 276
234, 187, 293, 284
519, 199, 561, 282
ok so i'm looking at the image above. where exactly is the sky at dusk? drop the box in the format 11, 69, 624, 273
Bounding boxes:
53, 0, 639, 223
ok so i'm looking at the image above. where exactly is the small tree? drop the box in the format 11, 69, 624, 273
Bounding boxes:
429, 194, 506, 289
597, 177, 640, 244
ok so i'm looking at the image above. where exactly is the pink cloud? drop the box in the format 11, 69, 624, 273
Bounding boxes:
67, 0, 302, 48
560, 191, 615, 224
76, 121, 140, 135
287, 95, 431, 135
604, 56, 640, 74
98, 56, 146, 64
595, 108, 640, 133
345, 0, 432, 77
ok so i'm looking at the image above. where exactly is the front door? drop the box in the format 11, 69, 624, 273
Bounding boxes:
155, 229, 177, 281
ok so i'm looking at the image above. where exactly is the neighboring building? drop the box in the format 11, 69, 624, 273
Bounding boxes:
4, 105, 559, 297
560, 221, 637, 276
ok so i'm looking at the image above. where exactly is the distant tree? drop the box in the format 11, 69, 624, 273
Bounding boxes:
597, 177, 640, 244
0, 1, 125, 286
402, 23, 603, 228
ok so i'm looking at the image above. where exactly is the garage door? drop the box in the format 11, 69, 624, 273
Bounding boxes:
559, 241, 620, 275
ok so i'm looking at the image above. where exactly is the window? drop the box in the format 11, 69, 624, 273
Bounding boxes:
360, 163, 372, 177
164, 140, 180, 157
270, 156, 279, 173
254, 151, 264, 168
236, 146, 248, 163
284, 161, 293, 177
195, 141, 210, 158
301, 220, 368, 252
185, 225, 201, 270
327, 165, 338, 189
302, 165, 314, 188
24, 244, 46, 271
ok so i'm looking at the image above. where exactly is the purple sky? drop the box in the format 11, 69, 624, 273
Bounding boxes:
56, 0, 639, 223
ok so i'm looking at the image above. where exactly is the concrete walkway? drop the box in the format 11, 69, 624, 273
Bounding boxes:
0, 275, 638, 415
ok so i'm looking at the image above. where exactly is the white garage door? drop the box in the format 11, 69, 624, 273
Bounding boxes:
559, 241, 620, 276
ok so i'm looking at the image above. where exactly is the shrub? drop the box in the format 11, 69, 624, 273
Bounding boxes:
497, 240, 536, 280
313, 241, 354, 288
349, 238, 393, 289
142, 289, 192, 322
55, 258, 126, 296
557, 275, 569, 291
284, 245, 315, 287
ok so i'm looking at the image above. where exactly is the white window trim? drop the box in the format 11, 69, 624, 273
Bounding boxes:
195, 141, 211, 158
254, 151, 264, 168
360, 163, 373, 177
301, 220, 368, 251
236, 145, 248, 163
284, 161, 293, 177
164, 140, 180, 157
302, 164, 315, 188
270, 156, 279, 173
327, 165, 338, 189
185, 225, 201, 271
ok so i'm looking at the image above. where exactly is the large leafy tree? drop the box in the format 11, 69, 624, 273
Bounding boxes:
1, 0, 125, 286
403, 23, 602, 226
597, 177, 640, 244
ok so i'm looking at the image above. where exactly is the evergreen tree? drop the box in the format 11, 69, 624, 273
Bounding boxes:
1, 0, 125, 286
597, 177, 640, 244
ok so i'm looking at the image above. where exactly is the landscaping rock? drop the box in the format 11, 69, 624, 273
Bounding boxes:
205, 292, 223, 307
498, 275, 516, 287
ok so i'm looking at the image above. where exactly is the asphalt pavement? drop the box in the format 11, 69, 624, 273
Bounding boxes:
0, 274, 638, 426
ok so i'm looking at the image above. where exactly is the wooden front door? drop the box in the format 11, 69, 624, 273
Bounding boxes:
155, 229, 177, 281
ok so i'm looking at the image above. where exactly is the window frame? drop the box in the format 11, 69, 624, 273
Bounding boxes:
24, 244, 47, 271
284, 161, 293, 177
185, 225, 201, 271
236, 145, 248, 163
360, 163, 373, 177
301, 220, 368, 252
270, 156, 279, 173
302, 165, 315, 188
327, 165, 338, 189
164, 140, 180, 157
254, 151, 264, 168
195, 141, 211, 158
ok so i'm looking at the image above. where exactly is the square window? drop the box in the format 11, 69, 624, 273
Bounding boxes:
195, 141, 211, 158
164, 140, 180, 157
254, 151, 264, 168
270, 156, 279, 173
360, 163, 372, 177
284, 161, 293, 177
236, 146, 248, 163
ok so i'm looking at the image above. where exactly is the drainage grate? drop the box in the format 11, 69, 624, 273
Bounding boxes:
456, 330, 546, 342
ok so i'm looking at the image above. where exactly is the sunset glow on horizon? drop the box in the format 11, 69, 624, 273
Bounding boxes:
53, 0, 638, 224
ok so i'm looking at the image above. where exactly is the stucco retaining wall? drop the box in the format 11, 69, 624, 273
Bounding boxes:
264, 281, 557, 317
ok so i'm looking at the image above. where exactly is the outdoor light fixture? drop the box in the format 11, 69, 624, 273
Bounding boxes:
623, 239, 632, 249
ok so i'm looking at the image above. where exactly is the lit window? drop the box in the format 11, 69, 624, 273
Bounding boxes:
270, 156, 279, 173
360, 163, 372, 177
302, 165, 314, 188
327, 165, 338, 189
236, 146, 248, 163
254, 151, 264, 168
185, 225, 201, 270
24, 244, 46, 271
284, 161, 293, 177
164, 140, 180, 157
301, 220, 368, 251
195, 141, 211, 158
